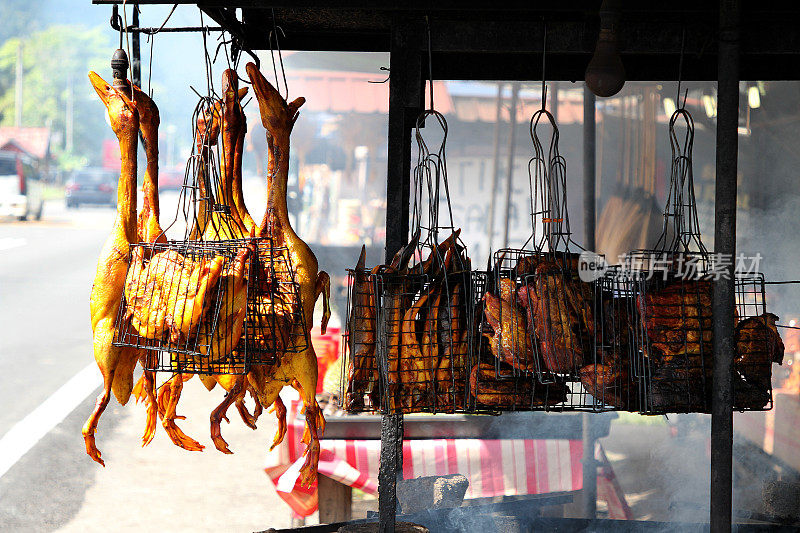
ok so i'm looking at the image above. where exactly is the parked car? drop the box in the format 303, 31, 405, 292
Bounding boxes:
65, 168, 117, 208
158, 169, 185, 191
0, 150, 44, 220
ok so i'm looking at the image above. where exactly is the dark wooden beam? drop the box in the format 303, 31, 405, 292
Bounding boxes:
92, 2, 800, 80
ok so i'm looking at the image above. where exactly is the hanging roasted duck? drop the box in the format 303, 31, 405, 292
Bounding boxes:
83, 72, 143, 465
112, 81, 163, 447
242, 62, 331, 485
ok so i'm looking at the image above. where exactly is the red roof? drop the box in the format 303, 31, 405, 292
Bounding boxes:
284, 71, 588, 124
0, 127, 50, 160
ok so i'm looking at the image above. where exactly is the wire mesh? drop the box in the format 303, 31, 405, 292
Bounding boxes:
341, 266, 476, 415
619, 270, 776, 414
244, 238, 308, 365
609, 107, 780, 413
113, 239, 251, 374
341, 109, 479, 414
112, 87, 306, 374
471, 104, 632, 412
341, 266, 380, 412
471, 269, 571, 412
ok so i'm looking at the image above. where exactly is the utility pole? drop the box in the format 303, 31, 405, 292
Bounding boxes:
15, 42, 23, 127
501, 82, 521, 249
66, 74, 74, 153
486, 83, 505, 255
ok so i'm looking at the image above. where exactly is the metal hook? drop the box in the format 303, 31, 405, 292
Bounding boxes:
368, 66, 390, 84
110, 5, 123, 48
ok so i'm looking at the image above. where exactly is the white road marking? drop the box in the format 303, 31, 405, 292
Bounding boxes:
0, 363, 102, 479
0, 237, 26, 251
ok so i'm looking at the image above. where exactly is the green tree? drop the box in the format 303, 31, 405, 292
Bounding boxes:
0, 25, 112, 166
0, 0, 42, 44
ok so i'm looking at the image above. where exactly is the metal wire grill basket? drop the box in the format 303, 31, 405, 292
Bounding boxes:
605, 108, 779, 413
475, 104, 630, 412
113, 239, 252, 374
341, 266, 380, 412
112, 92, 306, 375
244, 238, 308, 364
610, 269, 775, 414
340, 110, 478, 414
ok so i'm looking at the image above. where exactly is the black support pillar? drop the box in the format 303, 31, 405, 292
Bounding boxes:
380, 17, 422, 533
581, 84, 597, 520
710, 1, 740, 531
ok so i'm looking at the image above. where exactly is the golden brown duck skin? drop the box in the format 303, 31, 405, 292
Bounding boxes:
735, 312, 785, 389
132, 85, 166, 246
83, 72, 140, 466
218, 70, 249, 237
109, 83, 163, 446
482, 291, 535, 372
247, 62, 330, 486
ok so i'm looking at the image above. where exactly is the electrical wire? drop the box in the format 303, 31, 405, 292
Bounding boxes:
269, 9, 289, 98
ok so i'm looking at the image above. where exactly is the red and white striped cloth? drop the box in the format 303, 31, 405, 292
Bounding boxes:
265, 400, 584, 517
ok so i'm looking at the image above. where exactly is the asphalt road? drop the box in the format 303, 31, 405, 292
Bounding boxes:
0, 201, 113, 437
0, 200, 119, 530
0, 195, 293, 532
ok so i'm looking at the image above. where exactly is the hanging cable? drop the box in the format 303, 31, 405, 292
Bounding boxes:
541, 21, 548, 111
269, 9, 289, 98
148, 4, 178, 35
147, 33, 154, 97
676, 27, 686, 109
426, 16, 434, 110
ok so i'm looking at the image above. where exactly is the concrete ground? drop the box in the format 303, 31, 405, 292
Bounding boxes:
57, 379, 297, 533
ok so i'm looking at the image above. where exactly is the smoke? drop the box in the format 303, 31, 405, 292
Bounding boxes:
737, 194, 800, 321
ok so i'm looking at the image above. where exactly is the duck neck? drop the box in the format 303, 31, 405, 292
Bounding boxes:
141, 124, 159, 221
260, 133, 291, 237
118, 129, 138, 243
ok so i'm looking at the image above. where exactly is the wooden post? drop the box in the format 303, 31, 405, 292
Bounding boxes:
318, 475, 353, 524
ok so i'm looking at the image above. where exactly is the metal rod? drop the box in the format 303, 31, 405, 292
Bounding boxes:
551, 81, 559, 122
501, 82, 521, 249
379, 18, 421, 532
132, 5, 141, 87
486, 83, 505, 254
711, 1, 740, 531
113, 24, 225, 33
583, 85, 596, 252
581, 83, 597, 520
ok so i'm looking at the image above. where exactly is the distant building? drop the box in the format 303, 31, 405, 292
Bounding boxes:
0, 127, 51, 162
